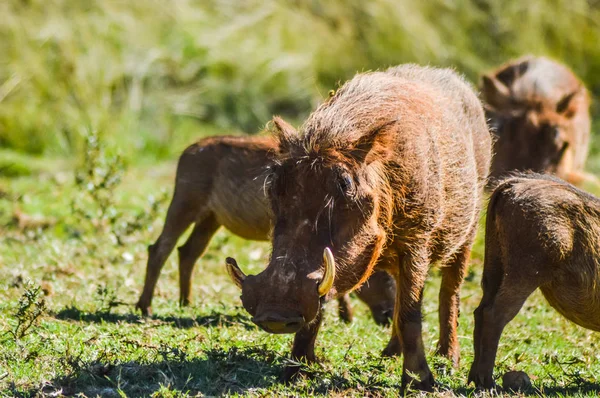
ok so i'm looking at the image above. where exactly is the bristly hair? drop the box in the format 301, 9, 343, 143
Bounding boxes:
273, 64, 473, 165
298, 71, 403, 156
268, 69, 412, 163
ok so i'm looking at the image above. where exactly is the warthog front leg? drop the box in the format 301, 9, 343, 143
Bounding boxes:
282, 309, 323, 382
177, 215, 219, 307
136, 191, 200, 316
468, 270, 537, 388
395, 250, 434, 392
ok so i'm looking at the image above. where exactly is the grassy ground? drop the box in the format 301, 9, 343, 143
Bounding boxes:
1, 148, 599, 398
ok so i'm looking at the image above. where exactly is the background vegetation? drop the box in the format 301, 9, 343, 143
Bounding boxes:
1, 0, 600, 160
1, 0, 600, 396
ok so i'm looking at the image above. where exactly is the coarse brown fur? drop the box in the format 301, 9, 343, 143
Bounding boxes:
228, 64, 492, 391
468, 173, 600, 389
135, 135, 395, 324
481, 56, 592, 185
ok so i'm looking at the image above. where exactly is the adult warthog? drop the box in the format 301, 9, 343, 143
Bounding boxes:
469, 173, 600, 389
135, 135, 395, 324
226, 65, 491, 391
481, 56, 592, 185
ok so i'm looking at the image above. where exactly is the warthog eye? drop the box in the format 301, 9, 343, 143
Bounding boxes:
339, 173, 355, 196
541, 125, 561, 144
266, 164, 284, 195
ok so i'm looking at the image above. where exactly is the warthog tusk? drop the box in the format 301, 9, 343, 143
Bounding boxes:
318, 247, 336, 296
226, 257, 246, 289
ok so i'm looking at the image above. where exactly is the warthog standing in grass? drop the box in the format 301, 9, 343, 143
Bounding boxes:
226, 65, 492, 391
469, 173, 600, 389
135, 135, 395, 325
481, 56, 592, 185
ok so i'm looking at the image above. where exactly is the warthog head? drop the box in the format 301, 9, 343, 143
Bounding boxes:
481, 56, 589, 177
226, 104, 396, 333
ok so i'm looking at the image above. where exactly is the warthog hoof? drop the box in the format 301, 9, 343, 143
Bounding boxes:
381, 337, 402, 357
135, 302, 152, 317
467, 366, 496, 389
179, 297, 191, 307
434, 346, 460, 371
281, 364, 310, 383
373, 308, 393, 326
401, 370, 435, 393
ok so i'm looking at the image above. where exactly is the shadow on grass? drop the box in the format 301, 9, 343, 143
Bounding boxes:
22, 347, 405, 398
533, 380, 600, 396
451, 380, 600, 397
53, 305, 257, 330
25, 347, 283, 397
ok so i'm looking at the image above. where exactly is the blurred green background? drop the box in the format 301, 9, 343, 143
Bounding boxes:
1, 0, 600, 164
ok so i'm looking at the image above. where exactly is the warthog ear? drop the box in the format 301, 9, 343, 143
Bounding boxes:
271, 116, 298, 154
495, 58, 530, 87
350, 120, 396, 164
480, 74, 511, 110
556, 88, 583, 117
481, 57, 530, 111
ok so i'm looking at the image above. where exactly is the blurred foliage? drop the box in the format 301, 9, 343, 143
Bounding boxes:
1, 0, 599, 159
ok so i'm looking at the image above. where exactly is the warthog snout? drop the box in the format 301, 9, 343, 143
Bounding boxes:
371, 306, 393, 326
225, 248, 336, 334
252, 311, 305, 334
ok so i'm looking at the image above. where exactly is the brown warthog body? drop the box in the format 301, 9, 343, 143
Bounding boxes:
468, 173, 600, 388
226, 65, 492, 390
135, 135, 395, 324
481, 56, 591, 185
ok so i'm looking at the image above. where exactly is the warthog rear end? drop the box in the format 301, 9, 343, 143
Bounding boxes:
226, 64, 491, 391
468, 173, 600, 388
481, 56, 591, 184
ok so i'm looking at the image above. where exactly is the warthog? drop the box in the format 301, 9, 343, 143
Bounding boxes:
481, 56, 591, 185
468, 173, 600, 388
226, 65, 492, 390
135, 135, 395, 324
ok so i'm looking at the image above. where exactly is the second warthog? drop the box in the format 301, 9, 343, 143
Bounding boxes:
136, 135, 395, 324
481, 56, 592, 184
469, 173, 600, 388
226, 65, 491, 391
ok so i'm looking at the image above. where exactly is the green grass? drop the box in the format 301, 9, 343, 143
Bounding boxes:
1, 155, 599, 397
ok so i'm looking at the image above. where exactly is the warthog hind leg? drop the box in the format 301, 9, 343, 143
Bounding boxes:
437, 243, 472, 367
177, 214, 220, 307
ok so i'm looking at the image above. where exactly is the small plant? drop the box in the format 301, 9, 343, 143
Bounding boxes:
72, 130, 126, 229
110, 192, 169, 245
7, 282, 46, 342
94, 284, 127, 314
71, 130, 168, 247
